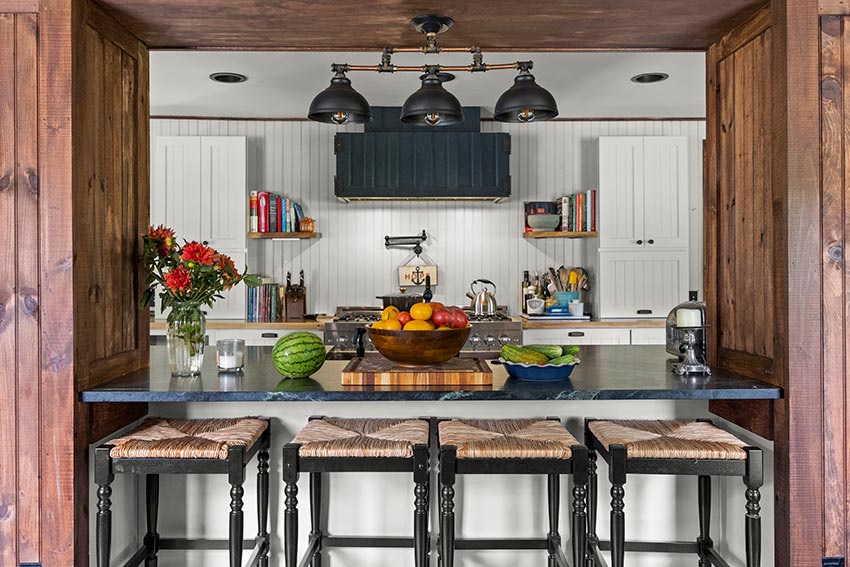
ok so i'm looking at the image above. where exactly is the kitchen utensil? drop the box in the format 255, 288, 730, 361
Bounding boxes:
526, 298, 545, 315
526, 214, 560, 231
465, 279, 498, 316
666, 291, 710, 375
558, 267, 570, 292
568, 270, 578, 292
549, 268, 562, 292
367, 324, 472, 367
498, 357, 580, 381
568, 302, 584, 317
376, 288, 425, 312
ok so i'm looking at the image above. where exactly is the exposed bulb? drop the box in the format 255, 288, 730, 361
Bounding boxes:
424, 112, 442, 126
517, 109, 535, 123
331, 111, 350, 125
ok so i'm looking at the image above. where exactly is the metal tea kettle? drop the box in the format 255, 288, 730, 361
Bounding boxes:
465, 279, 498, 316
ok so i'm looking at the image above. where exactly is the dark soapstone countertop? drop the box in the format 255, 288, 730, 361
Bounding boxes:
80, 345, 782, 403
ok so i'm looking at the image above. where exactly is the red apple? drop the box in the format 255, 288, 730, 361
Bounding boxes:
432, 308, 452, 327
397, 311, 413, 327
451, 309, 468, 329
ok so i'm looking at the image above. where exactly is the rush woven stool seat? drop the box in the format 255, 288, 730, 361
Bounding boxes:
584, 418, 763, 567
94, 417, 271, 567
437, 418, 589, 567
282, 416, 433, 567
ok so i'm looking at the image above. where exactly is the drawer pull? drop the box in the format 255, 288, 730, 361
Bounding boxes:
261, 332, 279, 338
636, 309, 652, 315
568, 332, 585, 337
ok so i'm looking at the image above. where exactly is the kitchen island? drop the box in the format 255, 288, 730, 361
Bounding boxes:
81, 345, 780, 402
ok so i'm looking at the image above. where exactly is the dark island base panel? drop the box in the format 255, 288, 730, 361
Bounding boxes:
80, 346, 782, 403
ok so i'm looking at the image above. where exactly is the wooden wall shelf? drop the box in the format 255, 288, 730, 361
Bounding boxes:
523, 231, 598, 239
247, 232, 320, 240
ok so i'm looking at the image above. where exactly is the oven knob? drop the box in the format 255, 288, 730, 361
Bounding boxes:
469, 334, 482, 350
484, 335, 496, 348
499, 335, 512, 346
336, 336, 349, 348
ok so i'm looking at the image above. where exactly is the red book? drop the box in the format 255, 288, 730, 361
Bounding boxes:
276, 196, 283, 234
257, 192, 270, 232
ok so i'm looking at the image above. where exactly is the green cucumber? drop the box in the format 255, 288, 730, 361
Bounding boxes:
523, 344, 563, 359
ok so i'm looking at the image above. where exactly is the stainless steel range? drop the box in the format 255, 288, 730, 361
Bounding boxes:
323, 306, 522, 359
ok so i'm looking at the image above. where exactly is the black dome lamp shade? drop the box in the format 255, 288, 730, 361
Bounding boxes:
494, 62, 559, 123
400, 69, 464, 127
308, 68, 372, 125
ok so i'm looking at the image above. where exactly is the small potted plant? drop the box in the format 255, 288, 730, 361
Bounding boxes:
142, 226, 260, 375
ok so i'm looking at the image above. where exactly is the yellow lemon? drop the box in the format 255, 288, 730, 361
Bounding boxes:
381, 306, 400, 321
409, 302, 433, 321
371, 321, 385, 330
403, 319, 433, 331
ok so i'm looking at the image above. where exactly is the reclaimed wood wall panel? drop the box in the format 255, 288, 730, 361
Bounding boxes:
73, 0, 149, 391
820, 13, 849, 559
705, 7, 776, 384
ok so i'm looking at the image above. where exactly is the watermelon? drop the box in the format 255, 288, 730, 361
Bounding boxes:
272, 332, 326, 378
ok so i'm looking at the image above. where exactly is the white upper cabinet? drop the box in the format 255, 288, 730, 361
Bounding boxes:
152, 136, 247, 250
597, 249, 689, 318
599, 137, 644, 249
598, 136, 688, 250
153, 137, 202, 238
201, 137, 247, 250
642, 136, 688, 248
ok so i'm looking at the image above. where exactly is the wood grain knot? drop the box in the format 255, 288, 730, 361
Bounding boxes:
0, 174, 10, 192
89, 285, 101, 302
0, 502, 9, 521
0, 303, 6, 332
20, 288, 38, 316
25, 169, 38, 197
822, 77, 841, 102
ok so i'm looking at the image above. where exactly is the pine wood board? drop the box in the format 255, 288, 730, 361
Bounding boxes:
341, 356, 493, 386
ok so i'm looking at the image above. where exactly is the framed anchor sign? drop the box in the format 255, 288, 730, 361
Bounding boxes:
385, 230, 439, 287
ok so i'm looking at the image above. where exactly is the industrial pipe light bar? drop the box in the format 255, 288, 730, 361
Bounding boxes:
307, 15, 559, 127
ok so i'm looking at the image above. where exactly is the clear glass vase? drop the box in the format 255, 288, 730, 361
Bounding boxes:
166, 302, 206, 376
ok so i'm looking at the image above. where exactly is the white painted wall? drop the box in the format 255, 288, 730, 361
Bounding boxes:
151, 119, 706, 315
91, 401, 772, 567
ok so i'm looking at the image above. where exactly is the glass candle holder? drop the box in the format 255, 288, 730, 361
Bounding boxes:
216, 339, 245, 371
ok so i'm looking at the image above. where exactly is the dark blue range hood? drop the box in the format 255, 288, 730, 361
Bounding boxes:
334, 107, 511, 202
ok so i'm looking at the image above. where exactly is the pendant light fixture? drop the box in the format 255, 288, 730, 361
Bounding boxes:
400, 68, 464, 126
307, 67, 372, 124
493, 63, 559, 123
307, 15, 559, 126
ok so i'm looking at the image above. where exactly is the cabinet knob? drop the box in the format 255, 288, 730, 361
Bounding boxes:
636, 239, 643, 245
648, 239, 654, 244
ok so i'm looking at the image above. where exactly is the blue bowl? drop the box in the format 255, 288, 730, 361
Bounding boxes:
498, 358, 580, 381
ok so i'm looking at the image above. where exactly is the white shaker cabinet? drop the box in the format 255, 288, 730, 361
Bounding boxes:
598, 136, 688, 250
597, 249, 688, 319
153, 136, 247, 250
522, 328, 631, 346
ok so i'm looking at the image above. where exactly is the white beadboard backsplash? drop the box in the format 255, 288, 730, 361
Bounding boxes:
151, 119, 706, 315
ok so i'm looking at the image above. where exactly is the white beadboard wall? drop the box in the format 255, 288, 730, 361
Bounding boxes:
151, 119, 706, 315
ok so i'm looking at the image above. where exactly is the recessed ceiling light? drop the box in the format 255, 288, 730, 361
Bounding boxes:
631, 72, 669, 84
209, 72, 248, 84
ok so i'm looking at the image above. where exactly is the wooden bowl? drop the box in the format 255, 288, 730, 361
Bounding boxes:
367, 324, 472, 367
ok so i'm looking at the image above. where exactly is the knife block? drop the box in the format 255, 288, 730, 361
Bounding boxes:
284, 290, 306, 321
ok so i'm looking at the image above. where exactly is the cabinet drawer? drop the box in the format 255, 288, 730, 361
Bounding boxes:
523, 328, 631, 346
630, 327, 667, 345
214, 329, 322, 347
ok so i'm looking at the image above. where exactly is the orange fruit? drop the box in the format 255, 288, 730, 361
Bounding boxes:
436, 326, 453, 330
381, 306, 400, 321
383, 318, 402, 331
409, 302, 433, 321
403, 319, 433, 331
371, 321, 385, 330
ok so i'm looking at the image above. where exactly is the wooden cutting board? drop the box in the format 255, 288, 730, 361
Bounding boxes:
341, 356, 493, 386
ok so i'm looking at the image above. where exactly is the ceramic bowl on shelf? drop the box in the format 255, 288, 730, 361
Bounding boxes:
526, 214, 560, 231
498, 358, 580, 381
367, 324, 471, 367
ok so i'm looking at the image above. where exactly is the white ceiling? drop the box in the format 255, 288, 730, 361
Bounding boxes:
150, 51, 706, 119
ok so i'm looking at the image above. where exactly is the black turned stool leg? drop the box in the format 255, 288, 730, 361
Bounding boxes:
697, 475, 713, 567
283, 444, 301, 567
95, 447, 114, 567
439, 445, 457, 567
257, 450, 271, 567
744, 447, 764, 567
587, 451, 598, 558
609, 445, 627, 567
310, 472, 323, 567
413, 444, 430, 567
144, 474, 160, 567
571, 445, 589, 567
547, 473, 560, 567
228, 446, 247, 567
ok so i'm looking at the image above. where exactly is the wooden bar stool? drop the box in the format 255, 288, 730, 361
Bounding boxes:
94, 417, 271, 567
584, 418, 763, 567
437, 417, 589, 567
282, 416, 433, 567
